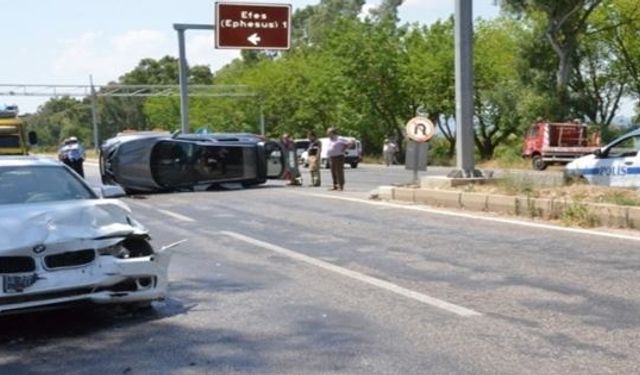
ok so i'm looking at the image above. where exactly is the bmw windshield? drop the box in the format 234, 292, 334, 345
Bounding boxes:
0, 165, 96, 205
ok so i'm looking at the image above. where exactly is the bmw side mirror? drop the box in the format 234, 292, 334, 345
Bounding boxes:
100, 185, 127, 198
593, 148, 602, 158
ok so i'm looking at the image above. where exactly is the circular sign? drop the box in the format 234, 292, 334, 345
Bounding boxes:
406, 116, 435, 143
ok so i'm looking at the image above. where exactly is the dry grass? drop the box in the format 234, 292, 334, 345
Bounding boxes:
460, 179, 640, 207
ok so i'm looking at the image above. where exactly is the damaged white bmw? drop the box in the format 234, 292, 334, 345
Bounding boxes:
0, 157, 172, 315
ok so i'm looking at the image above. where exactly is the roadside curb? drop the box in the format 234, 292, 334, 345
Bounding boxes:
378, 186, 639, 230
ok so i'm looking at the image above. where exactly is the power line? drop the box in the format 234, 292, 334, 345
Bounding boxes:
0, 84, 257, 98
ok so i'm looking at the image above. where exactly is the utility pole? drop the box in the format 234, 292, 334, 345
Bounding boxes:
453, 0, 480, 178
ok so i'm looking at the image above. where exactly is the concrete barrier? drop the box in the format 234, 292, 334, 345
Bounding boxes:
379, 186, 639, 230
415, 189, 461, 208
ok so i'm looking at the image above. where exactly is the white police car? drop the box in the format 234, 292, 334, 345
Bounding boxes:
565, 129, 640, 187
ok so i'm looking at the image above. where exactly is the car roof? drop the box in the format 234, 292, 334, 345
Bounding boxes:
0, 156, 61, 167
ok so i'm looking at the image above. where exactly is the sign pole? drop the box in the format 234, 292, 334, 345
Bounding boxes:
173, 23, 215, 134
176, 28, 189, 133
413, 141, 420, 185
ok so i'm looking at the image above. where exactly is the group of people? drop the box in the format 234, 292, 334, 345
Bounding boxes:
281, 127, 354, 191
58, 136, 86, 177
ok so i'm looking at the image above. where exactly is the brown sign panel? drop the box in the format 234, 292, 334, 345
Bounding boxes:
215, 2, 291, 50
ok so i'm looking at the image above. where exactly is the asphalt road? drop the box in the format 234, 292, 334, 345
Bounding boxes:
1, 163, 639, 375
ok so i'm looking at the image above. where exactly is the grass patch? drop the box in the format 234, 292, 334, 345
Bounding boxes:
597, 191, 640, 206
494, 174, 537, 196
561, 202, 600, 227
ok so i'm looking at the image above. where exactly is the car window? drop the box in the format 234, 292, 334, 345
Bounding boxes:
0, 165, 95, 205
605, 135, 640, 158
0, 135, 20, 148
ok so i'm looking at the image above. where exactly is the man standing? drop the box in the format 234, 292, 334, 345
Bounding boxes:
382, 138, 397, 167
280, 133, 302, 186
58, 136, 86, 177
306, 131, 322, 187
326, 127, 353, 191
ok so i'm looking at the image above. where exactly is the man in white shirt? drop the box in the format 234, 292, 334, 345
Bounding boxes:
382, 138, 397, 166
326, 127, 353, 191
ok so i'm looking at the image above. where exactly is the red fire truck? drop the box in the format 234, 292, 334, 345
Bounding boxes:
522, 121, 601, 170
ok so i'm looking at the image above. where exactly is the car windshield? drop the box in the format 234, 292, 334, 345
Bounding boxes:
0, 165, 95, 205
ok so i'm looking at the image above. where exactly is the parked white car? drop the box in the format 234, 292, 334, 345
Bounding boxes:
565, 129, 640, 187
0, 157, 174, 315
300, 137, 362, 169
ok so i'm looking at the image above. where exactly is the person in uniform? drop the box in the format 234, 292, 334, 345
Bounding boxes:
58, 136, 86, 177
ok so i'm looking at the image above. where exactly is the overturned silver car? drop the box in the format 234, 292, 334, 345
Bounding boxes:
100, 131, 285, 193
0, 157, 172, 315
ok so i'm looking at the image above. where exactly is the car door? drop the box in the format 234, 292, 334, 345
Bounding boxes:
262, 141, 285, 178
593, 133, 640, 187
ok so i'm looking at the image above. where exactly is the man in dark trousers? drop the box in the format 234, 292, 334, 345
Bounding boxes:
326, 127, 353, 191
58, 136, 86, 177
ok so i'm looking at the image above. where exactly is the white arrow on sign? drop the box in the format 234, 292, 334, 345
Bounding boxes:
248, 33, 261, 46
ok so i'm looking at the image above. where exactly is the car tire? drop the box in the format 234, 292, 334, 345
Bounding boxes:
323, 159, 330, 169
350, 162, 358, 169
532, 155, 547, 171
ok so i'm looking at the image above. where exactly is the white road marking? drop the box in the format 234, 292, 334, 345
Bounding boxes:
156, 208, 196, 223
292, 191, 640, 243
221, 231, 481, 318
127, 200, 196, 223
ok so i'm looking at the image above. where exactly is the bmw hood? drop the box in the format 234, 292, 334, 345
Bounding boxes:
0, 199, 145, 252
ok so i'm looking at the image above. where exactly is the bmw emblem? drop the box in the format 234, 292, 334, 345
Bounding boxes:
33, 244, 46, 254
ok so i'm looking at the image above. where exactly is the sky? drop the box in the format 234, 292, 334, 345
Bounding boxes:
1, 0, 502, 113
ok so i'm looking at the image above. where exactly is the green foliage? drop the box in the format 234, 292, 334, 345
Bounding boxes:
598, 191, 640, 206
561, 202, 600, 227
23, 1, 640, 159
427, 136, 454, 166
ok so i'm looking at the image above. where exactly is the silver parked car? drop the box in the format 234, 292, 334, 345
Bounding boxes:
0, 157, 173, 315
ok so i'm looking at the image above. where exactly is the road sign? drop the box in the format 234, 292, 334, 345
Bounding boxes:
215, 2, 291, 50
406, 116, 435, 143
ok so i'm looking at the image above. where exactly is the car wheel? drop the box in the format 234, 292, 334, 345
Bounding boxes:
324, 159, 330, 169
532, 155, 547, 171
350, 162, 358, 169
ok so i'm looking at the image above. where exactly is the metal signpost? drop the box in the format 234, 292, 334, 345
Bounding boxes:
173, 3, 291, 133
174, 23, 214, 133
405, 116, 435, 185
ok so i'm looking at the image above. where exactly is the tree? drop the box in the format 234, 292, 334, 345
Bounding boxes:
503, 0, 604, 117
402, 20, 456, 157
473, 19, 526, 159
326, 18, 412, 150
25, 97, 91, 148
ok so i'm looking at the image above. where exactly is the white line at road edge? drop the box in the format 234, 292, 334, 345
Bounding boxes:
292, 192, 640, 243
221, 231, 481, 318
